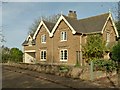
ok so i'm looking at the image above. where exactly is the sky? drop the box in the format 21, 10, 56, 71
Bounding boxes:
1, 1, 118, 50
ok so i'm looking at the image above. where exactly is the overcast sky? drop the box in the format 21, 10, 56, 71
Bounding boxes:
1, 1, 118, 50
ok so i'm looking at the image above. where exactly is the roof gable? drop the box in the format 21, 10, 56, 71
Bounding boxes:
101, 13, 119, 37
33, 20, 55, 39
51, 13, 113, 36
51, 15, 77, 37
24, 12, 119, 42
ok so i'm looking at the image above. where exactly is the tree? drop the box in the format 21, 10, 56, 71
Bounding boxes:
2, 46, 11, 63
111, 42, 120, 62
115, 1, 120, 36
111, 41, 120, 75
10, 48, 23, 63
83, 34, 106, 62
28, 14, 60, 35
2, 47, 23, 63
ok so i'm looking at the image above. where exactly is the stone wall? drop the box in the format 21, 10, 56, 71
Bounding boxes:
3, 63, 116, 81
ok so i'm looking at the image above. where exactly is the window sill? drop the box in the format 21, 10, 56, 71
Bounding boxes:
41, 42, 46, 44
60, 40, 67, 42
40, 59, 46, 61
60, 60, 67, 62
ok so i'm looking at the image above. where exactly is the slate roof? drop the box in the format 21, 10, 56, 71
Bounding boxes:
63, 13, 109, 34
22, 12, 110, 46
22, 39, 35, 46
43, 20, 55, 32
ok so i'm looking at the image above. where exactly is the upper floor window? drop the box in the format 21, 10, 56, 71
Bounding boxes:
106, 32, 110, 46
106, 32, 110, 43
60, 49, 68, 61
41, 34, 46, 43
61, 31, 67, 41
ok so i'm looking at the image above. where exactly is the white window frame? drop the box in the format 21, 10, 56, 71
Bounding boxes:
41, 34, 46, 43
40, 50, 47, 61
60, 49, 68, 61
106, 32, 110, 43
60, 31, 67, 41
106, 32, 110, 46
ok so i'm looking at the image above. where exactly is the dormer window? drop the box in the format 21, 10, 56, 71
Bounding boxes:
41, 34, 46, 43
61, 31, 67, 41
28, 38, 32, 46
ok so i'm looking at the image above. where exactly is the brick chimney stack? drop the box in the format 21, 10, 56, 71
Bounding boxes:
68, 10, 77, 19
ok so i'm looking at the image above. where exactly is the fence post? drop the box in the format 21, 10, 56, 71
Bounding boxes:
90, 60, 94, 81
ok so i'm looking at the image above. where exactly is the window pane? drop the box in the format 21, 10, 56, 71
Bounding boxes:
41, 51, 43, 59
64, 50, 67, 60
44, 51, 46, 59
64, 32, 67, 40
61, 32, 67, 41
44, 35, 46, 42
61, 50, 63, 60
61, 32, 63, 40
41, 35, 46, 43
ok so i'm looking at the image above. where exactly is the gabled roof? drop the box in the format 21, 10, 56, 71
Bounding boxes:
23, 12, 119, 45
43, 20, 55, 32
51, 12, 119, 37
51, 15, 77, 36
22, 40, 28, 46
26, 34, 33, 41
22, 39, 35, 46
78, 13, 109, 33
22, 20, 55, 46
33, 20, 55, 39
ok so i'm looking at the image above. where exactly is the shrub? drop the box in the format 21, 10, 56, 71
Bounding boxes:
93, 59, 117, 72
111, 42, 120, 62
59, 65, 69, 72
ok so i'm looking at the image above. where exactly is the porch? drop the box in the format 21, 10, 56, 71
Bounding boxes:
24, 50, 36, 64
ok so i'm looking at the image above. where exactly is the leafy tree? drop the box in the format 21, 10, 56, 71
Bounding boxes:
28, 14, 60, 35
116, 1, 120, 35
83, 34, 106, 62
2, 46, 23, 63
111, 42, 120, 74
10, 48, 23, 62
2, 46, 11, 63
111, 42, 120, 62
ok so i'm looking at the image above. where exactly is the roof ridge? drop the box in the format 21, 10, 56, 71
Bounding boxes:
78, 12, 109, 21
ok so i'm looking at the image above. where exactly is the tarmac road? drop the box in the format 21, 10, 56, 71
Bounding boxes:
2, 66, 68, 88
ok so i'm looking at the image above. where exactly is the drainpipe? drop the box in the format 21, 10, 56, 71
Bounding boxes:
52, 37, 54, 64
80, 34, 83, 66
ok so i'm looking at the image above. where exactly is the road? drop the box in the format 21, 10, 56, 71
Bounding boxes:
2, 65, 107, 89
2, 66, 69, 88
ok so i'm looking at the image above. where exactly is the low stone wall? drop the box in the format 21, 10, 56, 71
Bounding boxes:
3, 63, 116, 81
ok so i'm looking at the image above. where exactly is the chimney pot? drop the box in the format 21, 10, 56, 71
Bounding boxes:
68, 10, 77, 19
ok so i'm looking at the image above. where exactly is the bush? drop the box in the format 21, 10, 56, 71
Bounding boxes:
93, 59, 117, 72
111, 42, 120, 62
59, 65, 69, 72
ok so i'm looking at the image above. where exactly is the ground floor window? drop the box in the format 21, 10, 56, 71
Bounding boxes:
40, 50, 46, 61
60, 49, 68, 61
